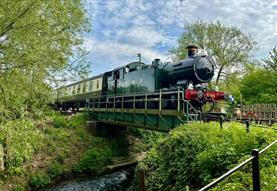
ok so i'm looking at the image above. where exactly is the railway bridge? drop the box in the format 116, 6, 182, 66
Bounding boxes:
86, 88, 201, 133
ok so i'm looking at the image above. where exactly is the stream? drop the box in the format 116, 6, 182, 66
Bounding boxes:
42, 169, 134, 191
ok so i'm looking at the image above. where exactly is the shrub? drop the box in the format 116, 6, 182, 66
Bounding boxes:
52, 115, 67, 128
67, 113, 89, 128
0, 119, 44, 175
7, 166, 25, 176
13, 185, 25, 191
139, 122, 277, 191
29, 172, 51, 190
74, 147, 112, 174
47, 162, 63, 179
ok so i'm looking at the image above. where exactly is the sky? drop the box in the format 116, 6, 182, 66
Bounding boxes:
84, 0, 277, 75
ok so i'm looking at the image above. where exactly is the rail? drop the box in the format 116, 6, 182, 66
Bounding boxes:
198, 139, 277, 191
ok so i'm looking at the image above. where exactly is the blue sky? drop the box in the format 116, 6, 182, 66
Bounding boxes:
84, 0, 277, 75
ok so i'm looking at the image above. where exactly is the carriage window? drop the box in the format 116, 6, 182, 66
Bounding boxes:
77, 84, 81, 94
89, 81, 93, 91
58, 90, 61, 96
72, 86, 76, 95
83, 82, 87, 93
68, 87, 71, 95
80, 84, 83, 93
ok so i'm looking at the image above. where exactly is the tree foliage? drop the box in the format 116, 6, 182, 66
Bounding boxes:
240, 48, 277, 104
262, 46, 277, 70
170, 20, 256, 85
218, 72, 241, 100
240, 67, 277, 104
0, 0, 90, 118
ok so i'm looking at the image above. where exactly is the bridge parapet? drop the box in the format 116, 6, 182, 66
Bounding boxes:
87, 89, 200, 132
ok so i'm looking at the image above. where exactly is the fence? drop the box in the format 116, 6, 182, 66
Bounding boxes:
240, 104, 277, 123
199, 140, 277, 191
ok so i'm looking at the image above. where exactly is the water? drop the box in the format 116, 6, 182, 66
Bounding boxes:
43, 169, 132, 191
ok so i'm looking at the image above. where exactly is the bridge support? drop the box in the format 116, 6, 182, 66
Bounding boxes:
86, 120, 127, 137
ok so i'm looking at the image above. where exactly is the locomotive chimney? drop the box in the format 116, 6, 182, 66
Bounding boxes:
152, 58, 161, 68
186, 45, 198, 58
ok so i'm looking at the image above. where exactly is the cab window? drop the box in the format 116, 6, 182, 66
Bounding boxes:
113, 70, 120, 80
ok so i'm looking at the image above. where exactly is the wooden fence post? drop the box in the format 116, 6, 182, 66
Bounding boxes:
139, 170, 146, 191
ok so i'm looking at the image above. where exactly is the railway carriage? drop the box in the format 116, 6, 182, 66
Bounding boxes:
53, 74, 103, 109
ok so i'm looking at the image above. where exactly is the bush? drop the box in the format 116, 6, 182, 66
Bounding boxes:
29, 172, 51, 190
7, 166, 25, 176
52, 115, 67, 128
74, 147, 112, 174
52, 113, 89, 128
47, 162, 63, 179
68, 113, 89, 128
139, 122, 277, 191
13, 185, 25, 191
0, 119, 44, 173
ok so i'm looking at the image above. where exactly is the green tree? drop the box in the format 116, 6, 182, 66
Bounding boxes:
218, 72, 241, 100
171, 20, 256, 85
262, 46, 277, 70
240, 68, 277, 104
0, 0, 90, 118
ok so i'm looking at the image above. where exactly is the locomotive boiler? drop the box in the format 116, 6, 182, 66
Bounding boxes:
162, 52, 215, 85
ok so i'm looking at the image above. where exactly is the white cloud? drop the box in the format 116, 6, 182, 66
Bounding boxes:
106, 1, 121, 12
85, 0, 277, 75
116, 26, 168, 48
153, 0, 277, 57
83, 37, 167, 74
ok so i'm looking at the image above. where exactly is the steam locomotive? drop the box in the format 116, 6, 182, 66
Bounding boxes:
52, 45, 226, 112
